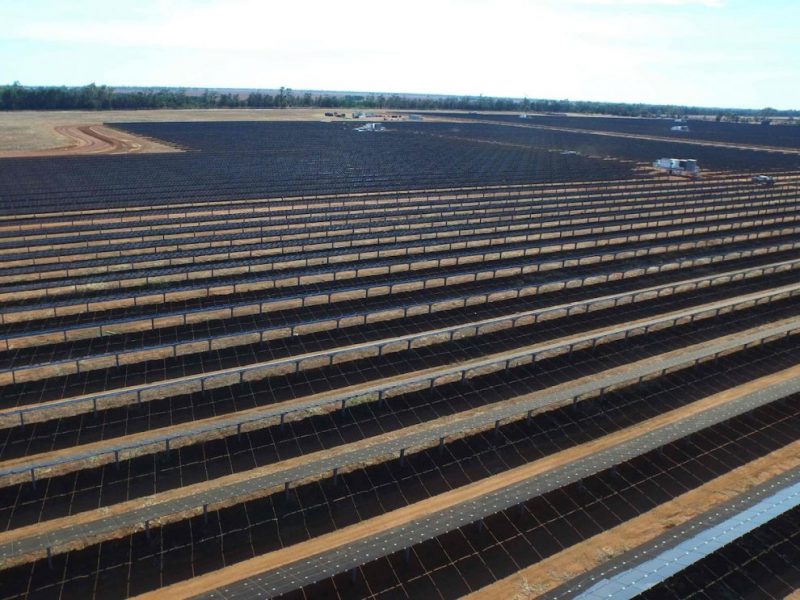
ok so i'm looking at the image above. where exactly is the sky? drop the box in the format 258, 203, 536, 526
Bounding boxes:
0, 0, 798, 109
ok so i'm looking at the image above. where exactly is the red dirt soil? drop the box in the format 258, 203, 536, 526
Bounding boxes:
0, 124, 180, 158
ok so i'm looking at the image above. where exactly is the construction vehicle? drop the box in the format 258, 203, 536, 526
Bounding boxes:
653, 158, 700, 178
354, 123, 386, 133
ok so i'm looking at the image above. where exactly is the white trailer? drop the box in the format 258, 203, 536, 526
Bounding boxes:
354, 122, 386, 132
653, 158, 700, 177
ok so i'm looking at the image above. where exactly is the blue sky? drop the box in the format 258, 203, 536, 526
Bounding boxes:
1, 0, 798, 109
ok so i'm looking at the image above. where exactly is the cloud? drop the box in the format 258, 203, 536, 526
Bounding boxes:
562, 0, 724, 7
2, 0, 797, 108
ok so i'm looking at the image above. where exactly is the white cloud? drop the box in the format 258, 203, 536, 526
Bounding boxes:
566, 0, 724, 6
2, 0, 797, 108
6, 0, 657, 53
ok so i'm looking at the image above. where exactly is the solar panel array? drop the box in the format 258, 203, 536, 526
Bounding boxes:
0, 120, 799, 599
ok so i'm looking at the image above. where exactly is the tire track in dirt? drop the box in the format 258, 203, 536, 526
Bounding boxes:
0, 125, 181, 158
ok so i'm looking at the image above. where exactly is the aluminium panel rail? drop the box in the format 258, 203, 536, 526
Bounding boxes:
545, 465, 800, 599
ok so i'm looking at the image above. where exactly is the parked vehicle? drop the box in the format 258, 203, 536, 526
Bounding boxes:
653, 158, 700, 177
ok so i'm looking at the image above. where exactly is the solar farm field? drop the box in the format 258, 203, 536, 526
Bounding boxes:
439, 112, 800, 150
400, 121, 800, 172
0, 122, 636, 213
0, 118, 800, 599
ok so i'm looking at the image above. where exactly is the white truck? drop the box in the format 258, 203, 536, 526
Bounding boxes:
653, 158, 700, 177
354, 123, 386, 133
751, 175, 776, 186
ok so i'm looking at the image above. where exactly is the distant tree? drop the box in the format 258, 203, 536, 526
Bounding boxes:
0, 81, 23, 110
275, 87, 293, 108
2, 82, 800, 118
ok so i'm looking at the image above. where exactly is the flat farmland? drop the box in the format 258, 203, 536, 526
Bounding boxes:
0, 116, 799, 599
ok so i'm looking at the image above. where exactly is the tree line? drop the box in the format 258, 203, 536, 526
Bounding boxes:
1, 82, 798, 119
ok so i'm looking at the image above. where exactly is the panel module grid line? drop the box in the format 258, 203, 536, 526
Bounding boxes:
639, 496, 800, 597
1, 195, 791, 308
3, 183, 792, 279
5, 181, 790, 251
1, 185, 791, 270
0, 273, 796, 468
0, 174, 765, 220
4, 213, 794, 332
0, 123, 646, 214
0, 176, 752, 226
131, 400, 800, 591
2, 226, 798, 385
440, 113, 800, 151
1, 342, 796, 596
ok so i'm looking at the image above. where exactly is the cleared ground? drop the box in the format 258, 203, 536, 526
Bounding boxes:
0, 108, 371, 156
